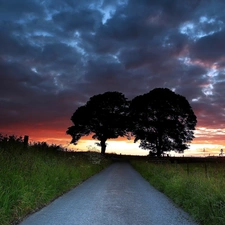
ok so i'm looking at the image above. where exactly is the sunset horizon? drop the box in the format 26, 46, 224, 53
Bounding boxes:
1, 121, 225, 157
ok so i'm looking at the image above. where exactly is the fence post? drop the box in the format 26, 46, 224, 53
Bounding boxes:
24, 135, 29, 148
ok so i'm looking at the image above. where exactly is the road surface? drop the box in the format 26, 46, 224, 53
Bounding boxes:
19, 162, 198, 225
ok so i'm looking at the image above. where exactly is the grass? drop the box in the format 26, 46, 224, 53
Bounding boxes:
131, 159, 225, 225
0, 135, 110, 225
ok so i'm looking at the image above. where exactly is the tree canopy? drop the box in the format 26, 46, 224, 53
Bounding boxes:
67, 88, 197, 156
129, 88, 197, 157
67, 91, 129, 154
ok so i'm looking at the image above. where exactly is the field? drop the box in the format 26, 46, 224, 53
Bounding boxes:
0, 135, 110, 225
131, 157, 225, 225
2, 133, 225, 225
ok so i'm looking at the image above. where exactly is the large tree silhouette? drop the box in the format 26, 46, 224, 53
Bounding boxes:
67, 91, 129, 154
130, 88, 197, 157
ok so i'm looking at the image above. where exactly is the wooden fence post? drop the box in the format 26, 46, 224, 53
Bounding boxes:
24, 135, 29, 148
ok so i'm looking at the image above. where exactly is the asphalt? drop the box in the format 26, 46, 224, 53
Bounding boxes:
19, 162, 199, 225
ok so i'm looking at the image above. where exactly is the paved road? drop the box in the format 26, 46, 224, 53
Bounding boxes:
19, 162, 198, 225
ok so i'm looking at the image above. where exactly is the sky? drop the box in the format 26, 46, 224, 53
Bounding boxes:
1, 0, 225, 156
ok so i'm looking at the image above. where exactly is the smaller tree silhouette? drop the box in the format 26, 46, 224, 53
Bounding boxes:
67, 91, 129, 154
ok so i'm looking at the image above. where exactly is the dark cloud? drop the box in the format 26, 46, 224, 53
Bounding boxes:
1, 0, 225, 150
0, 0, 43, 19
190, 30, 225, 62
52, 9, 102, 32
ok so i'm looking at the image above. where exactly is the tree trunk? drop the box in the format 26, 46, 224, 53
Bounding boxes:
157, 149, 161, 158
157, 134, 162, 157
156, 143, 162, 157
100, 139, 107, 155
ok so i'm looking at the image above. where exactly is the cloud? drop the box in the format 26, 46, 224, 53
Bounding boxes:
1, 0, 225, 151
52, 9, 102, 32
0, 0, 43, 19
190, 30, 225, 62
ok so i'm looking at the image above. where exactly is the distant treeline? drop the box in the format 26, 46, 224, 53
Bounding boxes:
0, 133, 64, 152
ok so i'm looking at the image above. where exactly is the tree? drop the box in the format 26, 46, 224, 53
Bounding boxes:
67, 91, 129, 154
129, 88, 197, 157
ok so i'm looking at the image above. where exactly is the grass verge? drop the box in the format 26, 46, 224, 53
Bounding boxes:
131, 160, 225, 225
0, 136, 110, 225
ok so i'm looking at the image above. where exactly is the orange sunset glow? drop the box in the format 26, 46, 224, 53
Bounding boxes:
2, 124, 225, 157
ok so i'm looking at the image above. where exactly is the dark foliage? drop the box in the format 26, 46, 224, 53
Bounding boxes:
67, 91, 129, 154
129, 88, 197, 157
0, 133, 63, 153
0, 134, 24, 150
67, 89, 197, 156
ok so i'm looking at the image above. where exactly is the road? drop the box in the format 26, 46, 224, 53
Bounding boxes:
19, 162, 198, 225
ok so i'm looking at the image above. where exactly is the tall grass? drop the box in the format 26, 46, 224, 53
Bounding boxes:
0, 134, 110, 225
131, 160, 225, 225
